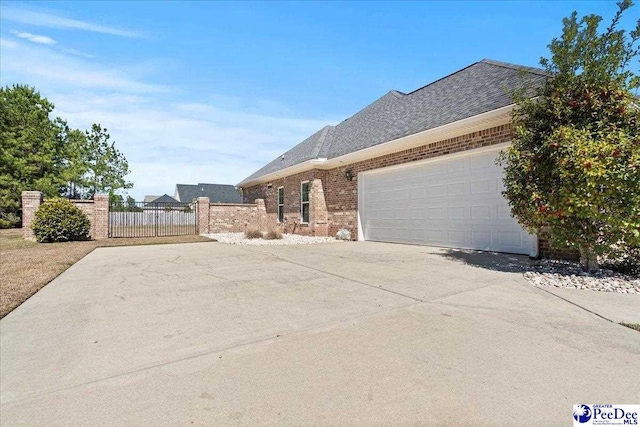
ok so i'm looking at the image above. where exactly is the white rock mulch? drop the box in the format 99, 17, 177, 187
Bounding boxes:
203, 232, 343, 246
523, 259, 639, 294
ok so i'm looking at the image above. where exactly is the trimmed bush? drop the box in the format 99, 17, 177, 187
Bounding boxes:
32, 198, 91, 243
263, 226, 283, 240
244, 228, 262, 239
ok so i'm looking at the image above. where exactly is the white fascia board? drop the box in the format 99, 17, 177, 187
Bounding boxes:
237, 105, 514, 188
309, 158, 328, 166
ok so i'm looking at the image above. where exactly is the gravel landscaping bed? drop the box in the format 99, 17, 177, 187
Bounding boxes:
523, 259, 640, 294
204, 233, 343, 246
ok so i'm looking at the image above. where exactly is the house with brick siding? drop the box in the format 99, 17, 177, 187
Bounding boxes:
238, 59, 549, 256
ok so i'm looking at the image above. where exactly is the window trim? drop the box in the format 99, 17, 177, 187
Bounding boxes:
300, 181, 310, 224
277, 186, 284, 223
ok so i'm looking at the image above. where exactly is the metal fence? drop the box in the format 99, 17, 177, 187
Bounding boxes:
108, 201, 198, 238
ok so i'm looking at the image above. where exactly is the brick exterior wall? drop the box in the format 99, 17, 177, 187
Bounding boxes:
21, 191, 43, 241
242, 170, 328, 235
197, 197, 210, 234
21, 192, 109, 240
92, 194, 109, 239
197, 197, 270, 234
209, 203, 259, 233
243, 124, 514, 239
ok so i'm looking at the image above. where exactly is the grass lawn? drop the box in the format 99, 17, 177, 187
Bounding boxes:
0, 228, 212, 318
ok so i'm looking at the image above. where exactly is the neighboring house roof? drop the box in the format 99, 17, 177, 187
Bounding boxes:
147, 194, 182, 204
239, 59, 548, 186
175, 183, 242, 203
144, 195, 161, 203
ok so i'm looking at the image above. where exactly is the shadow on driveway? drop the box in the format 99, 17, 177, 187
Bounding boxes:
434, 248, 539, 273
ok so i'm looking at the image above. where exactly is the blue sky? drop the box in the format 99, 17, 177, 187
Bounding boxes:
0, 1, 632, 199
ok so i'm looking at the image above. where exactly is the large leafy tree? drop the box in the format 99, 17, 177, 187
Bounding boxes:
1, 85, 134, 226
67, 124, 133, 198
0, 85, 68, 225
59, 125, 90, 199
500, 0, 640, 271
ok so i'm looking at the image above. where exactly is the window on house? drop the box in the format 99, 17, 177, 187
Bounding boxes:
300, 181, 310, 223
277, 187, 284, 223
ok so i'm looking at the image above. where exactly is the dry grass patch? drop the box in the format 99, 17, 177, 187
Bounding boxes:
0, 228, 211, 318
263, 226, 283, 240
244, 228, 263, 239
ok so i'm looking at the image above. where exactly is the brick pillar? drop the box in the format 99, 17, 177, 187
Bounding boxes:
310, 179, 329, 237
255, 199, 267, 230
21, 191, 43, 241
197, 197, 210, 234
92, 194, 109, 239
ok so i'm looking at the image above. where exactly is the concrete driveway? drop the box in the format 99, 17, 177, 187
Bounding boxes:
1, 241, 639, 426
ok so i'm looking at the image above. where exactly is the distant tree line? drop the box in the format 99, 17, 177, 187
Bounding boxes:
0, 85, 133, 227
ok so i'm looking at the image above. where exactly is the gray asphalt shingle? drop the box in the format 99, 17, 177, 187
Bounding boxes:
146, 194, 182, 205
175, 184, 242, 203
240, 59, 547, 185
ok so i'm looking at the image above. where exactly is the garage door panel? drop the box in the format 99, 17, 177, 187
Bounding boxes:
470, 205, 492, 220
469, 152, 494, 169
361, 149, 535, 255
470, 179, 492, 195
447, 230, 467, 245
446, 160, 467, 174
395, 208, 410, 220
427, 207, 445, 220
471, 230, 492, 249
427, 184, 445, 198
497, 205, 512, 220
447, 206, 466, 220
424, 163, 446, 177
426, 229, 445, 243
410, 209, 424, 220
446, 182, 466, 196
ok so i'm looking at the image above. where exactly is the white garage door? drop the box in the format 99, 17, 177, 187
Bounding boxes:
358, 146, 535, 255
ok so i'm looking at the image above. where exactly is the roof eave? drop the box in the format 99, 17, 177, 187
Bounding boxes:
237, 104, 514, 188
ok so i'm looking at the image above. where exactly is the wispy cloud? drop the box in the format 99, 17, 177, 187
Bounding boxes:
0, 37, 19, 50
10, 30, 57, 45
1, 39, 170, 93
0, 38, 335, 199
2, 7, 143, 38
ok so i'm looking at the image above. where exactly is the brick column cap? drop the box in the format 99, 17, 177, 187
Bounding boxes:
22, 191, 44, 197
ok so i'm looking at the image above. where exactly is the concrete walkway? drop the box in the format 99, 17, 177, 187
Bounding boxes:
1, 241, 639, 426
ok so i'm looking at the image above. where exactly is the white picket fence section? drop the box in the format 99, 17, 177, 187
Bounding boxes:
109, 210, 196, 226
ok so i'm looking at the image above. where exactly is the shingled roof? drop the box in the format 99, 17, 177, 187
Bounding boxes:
146, 194, 182, 205
174, 183, 242, 203
239, 59, 547, 185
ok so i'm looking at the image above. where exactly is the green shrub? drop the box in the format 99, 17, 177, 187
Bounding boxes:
32, 198, 91, 243
0, 212, 21, 229
244, 228, 262, 239
263, 226, 283, 240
